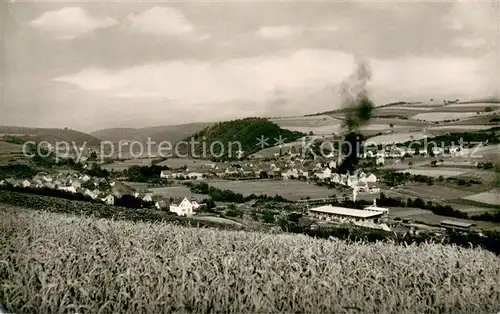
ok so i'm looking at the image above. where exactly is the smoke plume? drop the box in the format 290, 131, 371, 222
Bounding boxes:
337, 57, 374, 175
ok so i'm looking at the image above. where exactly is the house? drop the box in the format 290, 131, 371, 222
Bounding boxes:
315, 168, 332, 180
347, 175, 358, 187
225, 167, 239, 176
160, 170, 173, 179
364, 199, 389, 216
440, 220, 474, 232
142, 193, 154, 202
361, 173, 377, 183
22, 180, 31, 188
101, 194, 115, 205
187, 172, 204, 180
59, 186, 77, 193
328, 160, 337, 169
331, 173, 340, 184
309, 205, 383, 222
80, 174, 91, 182
281, 168, 299, 180
376, 156, 385, 166
71, 179, 82, 189
155, 199, 169, 210
5, 178, 18, 187
84, 188, 99, 199
240, 167, 254, 176
169, 197, 198, 217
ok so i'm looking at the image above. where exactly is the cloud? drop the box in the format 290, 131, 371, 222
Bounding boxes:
128, 6, 194, 36
28, 7, 117, 39
256, 26, 302, 39
454, 37, 486, 49
53, 49, 494, 109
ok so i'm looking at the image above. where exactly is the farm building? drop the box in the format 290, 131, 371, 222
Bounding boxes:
309, 205, 384, 222
364, 199, 389, 216
440, 220, 475, 232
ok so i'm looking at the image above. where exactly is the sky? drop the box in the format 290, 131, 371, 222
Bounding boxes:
1, 0, 499, 132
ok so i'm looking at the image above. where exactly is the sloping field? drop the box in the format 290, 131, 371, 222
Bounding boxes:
367, 131, 427, 145
209, 180, 333, 201
428, 125, 493, 131
443, 102, 500, 108
412, 112, 482, 121
1, 207, 499, 314
463, 189, 500, 206
396, 168, 468, 178
150, 186, 207, 200
102, 158, 153, 170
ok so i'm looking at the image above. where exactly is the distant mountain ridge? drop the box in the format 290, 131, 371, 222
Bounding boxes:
0, 126, 101, 147
91, 123, 213, 143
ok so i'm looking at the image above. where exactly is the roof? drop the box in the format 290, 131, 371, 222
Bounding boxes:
364, 205, 389, 213
309, 205, 384, 218
440, 220, 475, 228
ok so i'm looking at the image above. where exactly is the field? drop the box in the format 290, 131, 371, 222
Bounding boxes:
102, 158, 153, 170
411, 112, 481, 121
156, 158, 217, 169
1, 207, 500, 314
463, 189, 500, 206
396, 168, 467, 178
367, 131, 427, 145
150, 185, 207, 200
209, 180, 334, 201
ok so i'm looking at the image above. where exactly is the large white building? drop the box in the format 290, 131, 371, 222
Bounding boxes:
309, 205, 384, 222
169, 197, 200, 217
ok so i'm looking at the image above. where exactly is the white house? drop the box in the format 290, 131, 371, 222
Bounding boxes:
169, 197, 199, 217
328, 160, 337, 169
361, 173, 377, 183
376, 156, 385, 166
101, 194, 115, 205
315, 168, 332, 180
22, 180, 31, 188
84, 189, 99, 199
81, 174, 91, 182
142, 193, 154, 202
160, 170, 173, 179
59, 186, 77, 193
187, 172, 204, 180
281, 168, 299, 179
71, 179, 82, 189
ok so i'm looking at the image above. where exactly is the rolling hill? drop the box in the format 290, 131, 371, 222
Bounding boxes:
91, 122, 213, 144
0, 126, 101, 147
183, 118, 305, 160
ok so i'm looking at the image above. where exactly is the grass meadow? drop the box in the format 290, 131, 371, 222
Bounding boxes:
1, 206, 500, 314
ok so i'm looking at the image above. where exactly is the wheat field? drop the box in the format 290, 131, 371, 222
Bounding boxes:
1, 206, 499, 314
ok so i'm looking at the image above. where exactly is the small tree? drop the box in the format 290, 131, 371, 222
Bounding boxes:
485, 107, 493, 112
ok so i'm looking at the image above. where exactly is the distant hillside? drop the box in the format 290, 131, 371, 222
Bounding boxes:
0, 126, 101, 147
91, 123, 212, 143
185, 118, 305, 160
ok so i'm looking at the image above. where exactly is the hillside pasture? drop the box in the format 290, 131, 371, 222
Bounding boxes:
157, 158, 217, 169
463, 189, 500, 206
149, 185, 207, 200
1, 207, 500, 314
366, 131, 428, 145
411, 112, 483, 122
102, 158, 153, 170
443, 102, 500, 109
208, 180, 334, 201
428, 125, 493, 131
396, 168, 468, 178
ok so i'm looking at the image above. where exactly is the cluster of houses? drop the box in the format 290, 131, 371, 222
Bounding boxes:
0, 172, 202, 217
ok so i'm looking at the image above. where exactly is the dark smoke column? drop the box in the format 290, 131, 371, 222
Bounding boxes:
337, 57, 374, 175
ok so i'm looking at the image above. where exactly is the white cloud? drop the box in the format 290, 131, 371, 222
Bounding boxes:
455, 37, 486, 49
256, 26, 302, 39
28, 7, 117, 39
128, 6, 194, 36
53, 49, 494, 109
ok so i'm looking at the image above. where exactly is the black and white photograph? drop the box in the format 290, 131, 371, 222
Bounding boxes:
1, 0, 499, 313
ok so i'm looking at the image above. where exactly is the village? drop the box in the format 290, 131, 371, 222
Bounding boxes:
2, 134, 496, 238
